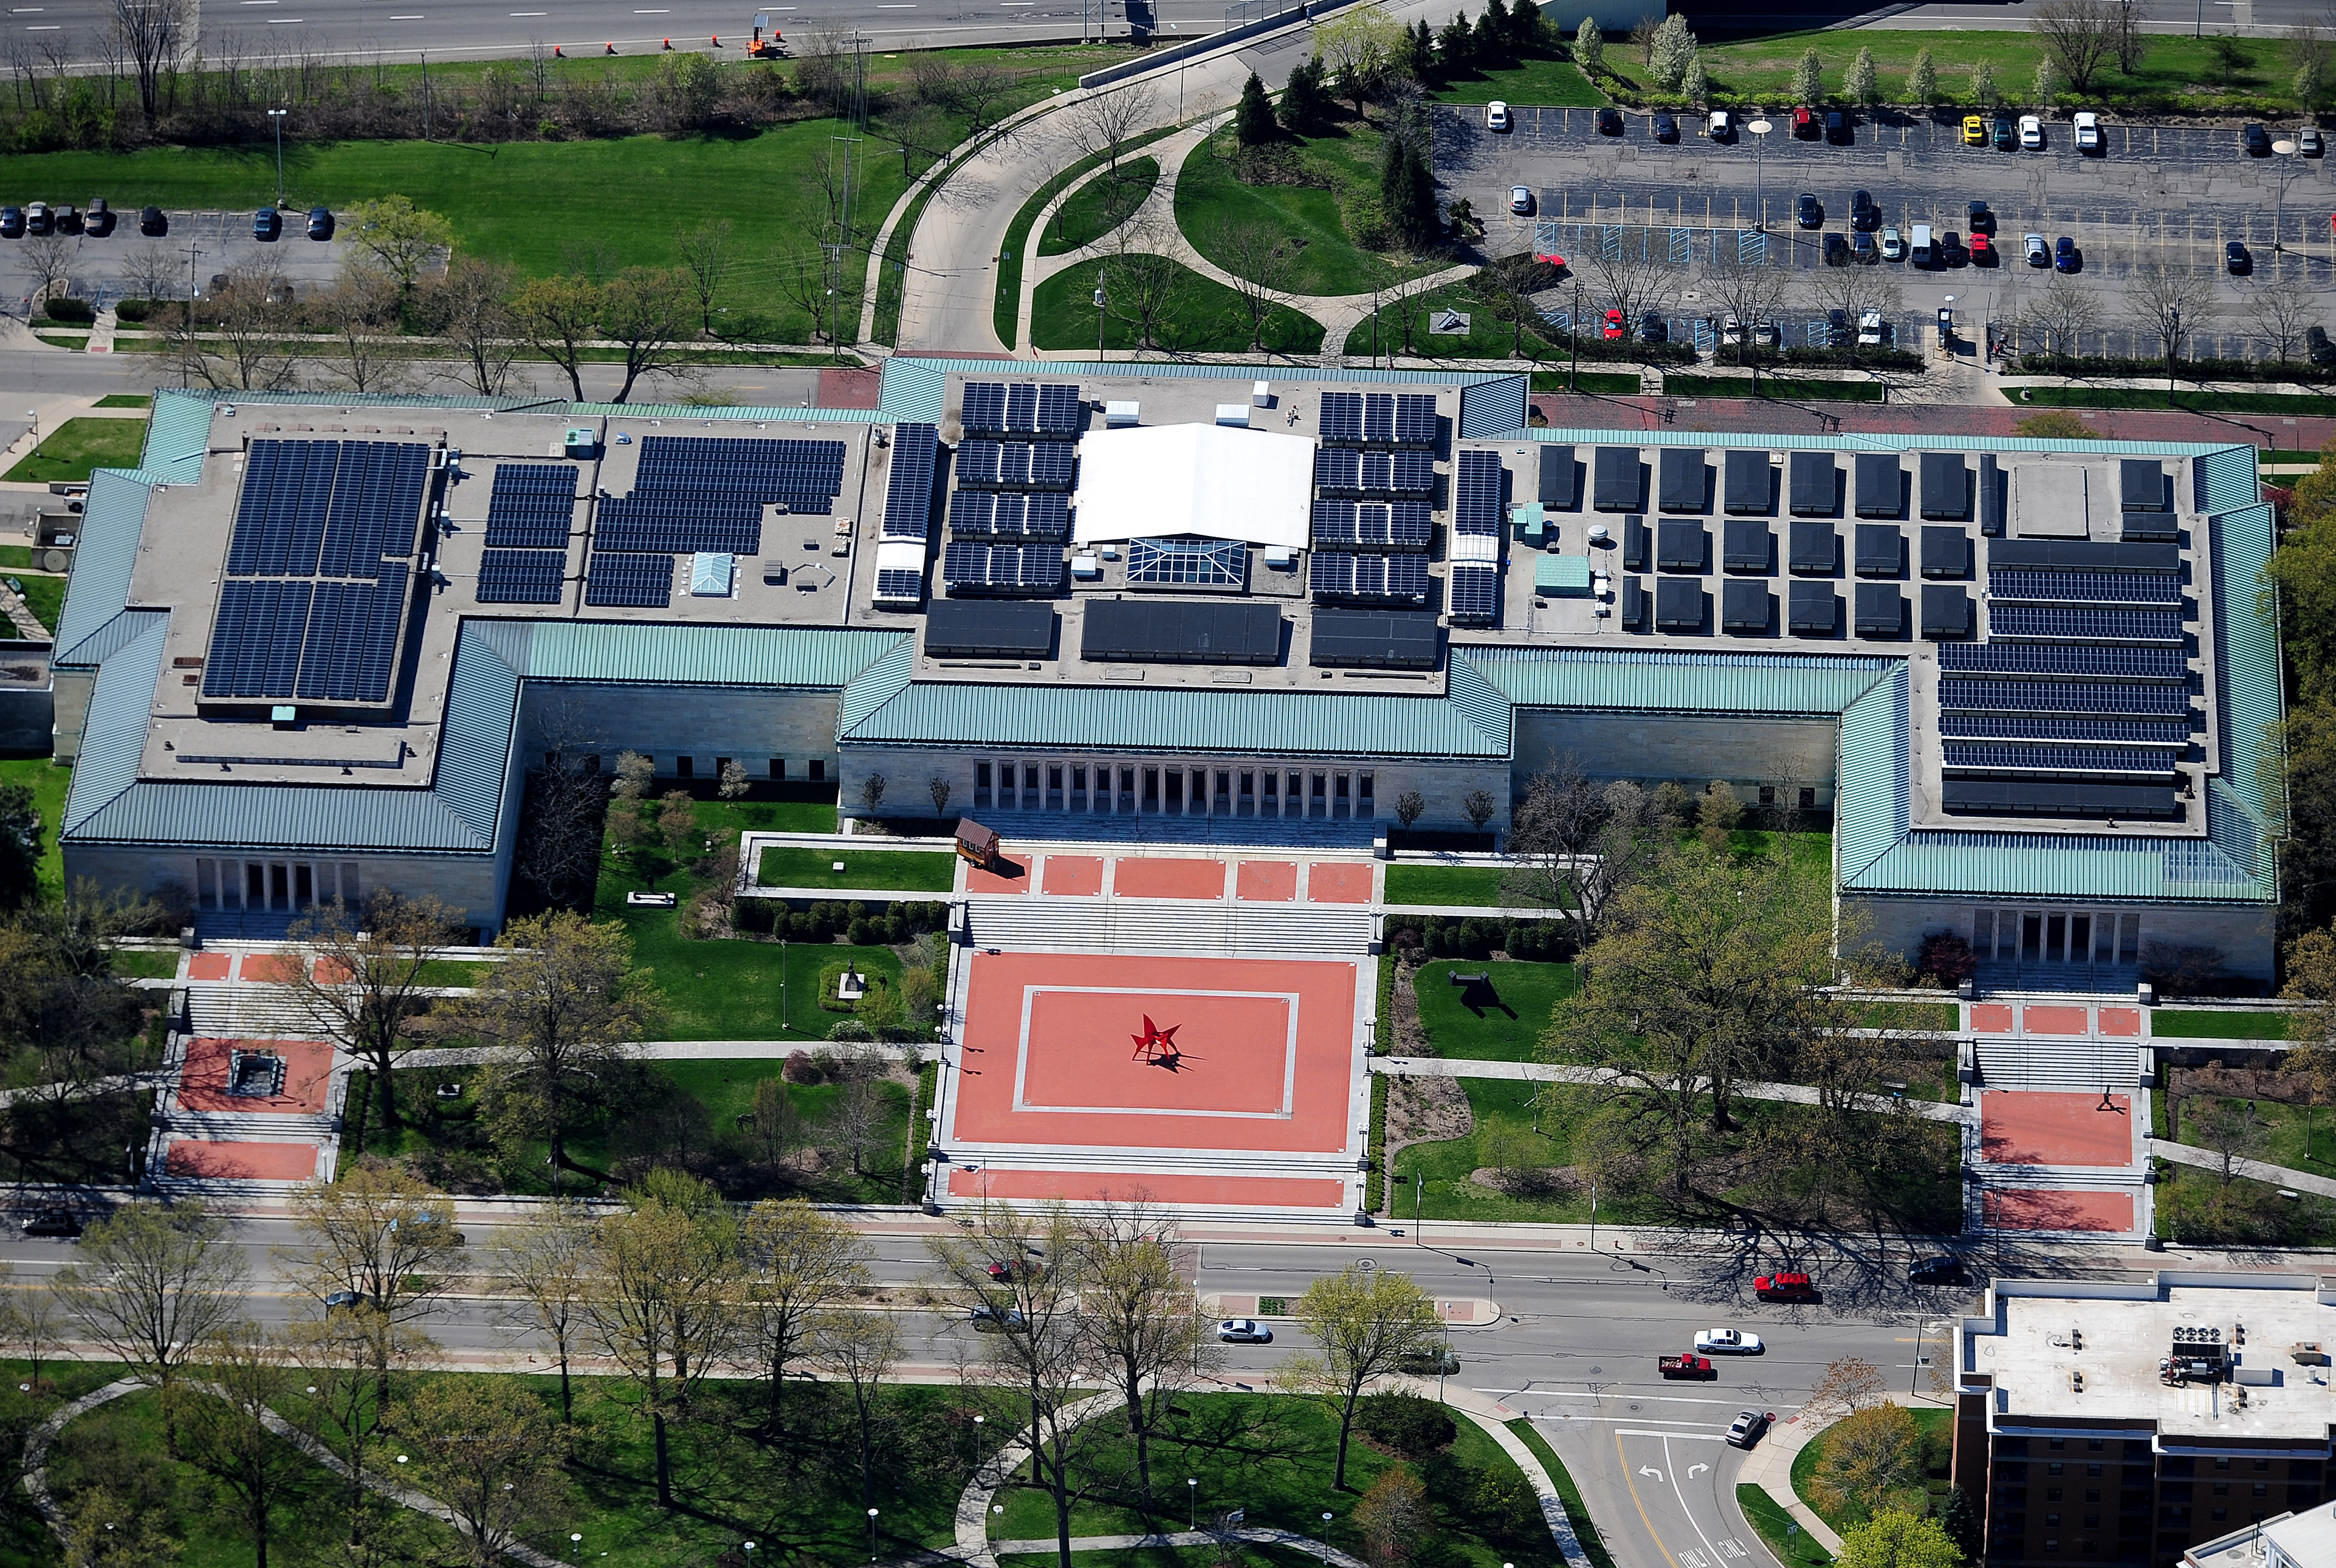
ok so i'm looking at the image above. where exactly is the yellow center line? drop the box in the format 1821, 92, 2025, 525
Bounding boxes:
1615, 1429, 1686, 1568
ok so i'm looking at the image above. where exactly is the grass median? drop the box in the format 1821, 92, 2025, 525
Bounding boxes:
1384, 864, 1510, 907
2, 416, 149, 484
2011, 385, 2336, 414
1173, 122, 1446, 299
757, 845, 959, 892
991, 125, 1181, 348
1031, 255, 1324, 356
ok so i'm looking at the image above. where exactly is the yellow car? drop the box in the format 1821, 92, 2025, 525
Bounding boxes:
1962, 114, 1986, 145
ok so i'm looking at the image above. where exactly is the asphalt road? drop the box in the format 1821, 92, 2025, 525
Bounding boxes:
1682, 0, 2325, 34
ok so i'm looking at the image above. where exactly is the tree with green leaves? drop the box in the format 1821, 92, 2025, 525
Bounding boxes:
809, 1302, 905, 1527
1906, 47, 1938, 106
272, 890, 461, 1135
1234, 72, 1277, 145
1792, 46, 1825, 104
0, 782, 38, 910
1971, 60, 1998, 106
512, 273, 603, 401
342, 196, 456, 309
1835, 1510, 1962, 1568
1572, 15, 1603, 75
738, 1197, 871, 1430
2033, 53, 2061, 106
1287, 1264, 1443, 1490
1407, 18, 1435, 81
182, 1322, 301, 1568
53, 1202, 248, 1454
1071, 1202, 1218, 1521
1646, 13, 1697, 91
1437, 10, 1474, 69
1280, 57, 1328, 131
490, 1198, 596, 1435
283, 1158, 467, 1409
1682, 54, 1708, 106
1314, 1, 1405, 119
1811, 1402, 1925, 1519
1380, 132, 1440, 253
1846, 45, 1880, 108
392, 1377, 569, 1567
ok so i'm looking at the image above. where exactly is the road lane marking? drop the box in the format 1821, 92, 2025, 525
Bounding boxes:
1613, 1428, 1727, 1438
1616, 1431, 1687, 1568
509, 11, 546, 15
1665, 1434, 1739, 1568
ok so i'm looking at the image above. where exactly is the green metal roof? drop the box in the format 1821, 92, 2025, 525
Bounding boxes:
523, 622, 905, 688
2210, 501, 2284, 831
1465, 647, 1895, 715
142, 392, 218, 484
50, 470, 155, 667
1836, 664, 1910, 884
1534, 554, 1592, 594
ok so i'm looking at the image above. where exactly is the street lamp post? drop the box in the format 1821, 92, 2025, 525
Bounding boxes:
1747, 118, 1773, 231
1188, 1479, 1198, 1531
2168, 304, 2180, 401
868, 1507, 880, 1561
25, 409, 40, 460
1319, 1512, 1335, 1568
2272, 139, 2297, 256
267, 109, 287, 207
1094, 272, 1108, 363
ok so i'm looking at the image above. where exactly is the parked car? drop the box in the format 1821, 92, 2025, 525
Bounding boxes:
1937, 230, 1967, 267
1486, 100, 1510, 132
1967, 199, 1995, 235
1720, 314, 1743, 346
1850, 190, 1880, 230
1398, 1345, 1461, 1375
1822, 232, 1849, 266
20, 1207, 81, 1237
1908, 1256, 1970, 1285
1726, 1411, 1776, 1449
2228, 239, 2253, 275
84, 197, 114, 237
969, 1305, 1029, 1333
24, 202, 50, 235
1510, 186, 1534, 216
307, 205, 334, 239
1795, 191, 1823, 229
1857, 309, 1892, 347
2311, 325, 2336, 365
2055, 235, 2080, 272
1752, 320, 1781, 349
1708, 109, 1733, 142
1603, 308, 1624, 339
1754, 1271, 1818, 1302
1993, 111, 2016, 150
1659, 1352, 1716, 1379
986, 1258, 1040, 1280
2244, 122, 2273, 156
1792, 104, 1818, 139
323, 1290, 363, 1310
0, 207, 19, 239
1962, 114, 1986, 145
2304, 125, 2326, 157
1825, 308, 1850, 347
2073, 109, 2103, 153
1653, 111, 1678, 143
1596, 107, 1623, 136
1217, 1318, 1273, 1344
139, 205, 167, 236
53, 205, 80, 236
2024, 232, 2050, 267
1852, 230, 1878, 264
1639, 311, 1669, 343
1880, 225, 1904, 261
253, 207, 281, 241
1694, 1328, 1765, 1355
1825, 108, 1851, 144
2018, 114, 2044, 150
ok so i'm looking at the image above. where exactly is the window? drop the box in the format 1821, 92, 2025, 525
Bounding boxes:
2211, 1509, 2227, 1524
2087, 1441, 2104, 1453
2083, 1515, 2099, 1528
1799, 785, 1816, 809
2048, 1515, 2062, 1526
809, 760, 825, 782
769, 758, 787, 780
2213, 1485, 2228, 1497
1166, 771, 1184, 809
2252, 1484, 2267, 1498
2086, 1491, 2100, 1503
1048, 766, 1062, 793
1025, 766, 1040, 794
2088, 1465, 2103, 1477
2214, 1460, 2231, 1473
2044, 1541, 2059, 1555
1759, 785, 1775, 808
677, 756, 694, 778
1263, 772, 1278, 801
2252, 1460, 2269, 1472
976, 763, 992, 789
2049, 1488, 2064, 1501
716, 757, 733, 779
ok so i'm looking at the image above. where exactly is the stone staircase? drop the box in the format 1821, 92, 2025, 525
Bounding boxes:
181, 983, 337, 1039
1974, 1034, 2148, 1091
964, 897, 1375, 956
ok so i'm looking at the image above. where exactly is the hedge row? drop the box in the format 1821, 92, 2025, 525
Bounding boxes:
2015, 352, 2335, 382
732, 898, 948, 946
1386, 913, 1573, 961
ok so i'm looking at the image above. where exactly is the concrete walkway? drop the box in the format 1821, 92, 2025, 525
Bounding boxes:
1732, 1408, 1847, 1555
2146, 1137, 2336, 1200
993, 1528, 1367, 1563
1372, 1055, 1975, 1124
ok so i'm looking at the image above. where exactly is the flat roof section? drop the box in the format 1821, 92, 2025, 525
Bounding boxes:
1594, 447, 1644, 511
1080, 598, 1283, 664
1310, 607, 1440, 669
1723, 449, 1772, 515
924, 599, 1056, 659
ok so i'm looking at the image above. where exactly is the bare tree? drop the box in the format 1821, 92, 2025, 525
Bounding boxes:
159, 262, 304, 391
2029, 0, 2117, 94
119, 240, 182, 303
2190, 1095, 2267, 1188
2015, 273, 2105, 358
1062, 81, 1158, 192
1071, 1201, 1219, 1522
2242, 272, 2316, 362
311, 267, 417, 396
424, 256, 522, 396
1804, 1353, 1889, 1420
808, 1304, 904, 1525
182, 1322, 303, 1568
737, 1198, 870, 1430
1701, 244, 1792, 380
270, 890, 461, 1135
2127, 261, 2219, 368
1578, 234, 1677, 345
2112, 0, 2148, 74
112, 0, 190, 122
1503, 764, 1663, 953
281, 1160, 468, 1408
18, 232, 75, 309
1213, 221, 1297, 353
673, 218, 732, 335
1801, 264, 1903, 368
53, 1200, 249, 1453
490, 1198, 596, 1436
512, 273, 600, 401
1104, 218, 1187, 353
597, 265, 700, 403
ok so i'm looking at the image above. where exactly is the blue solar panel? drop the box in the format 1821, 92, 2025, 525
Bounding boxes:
1446, 562, 1499, 624
484, 462, 579, 550
1395, 394, 1437, 447
962, 382, 1008, 434
1943, 743, 2179, 777
1128, 537, 1245, 588
1987, 605, 2186, 644
1454, 450, 1504, 536
882, 424, 940, 542
1988, 569, 2182, 605
1363, 394, 1395, 445
1936, 679, 2193, 716
1314, 449, 1435, 498
1308, 552, 1429, 602
1034, 383, 1085, 438
1937, 642, 2188, 680
1938, 714, 2191, 746
229, 439, 430, 579
583, 551, 675, 608
202, 579, 313, 698
874, 568, 925, 602
294, 566, 410, 703
1319, 392, 1364, 445
942, 540, 1061, 594
949, 490, 994, 535
595, 497, 762, 555
1006, 383, 1037, 435
1312, 500, 1434, 551
476, 548, 568, 605
631, 436, 844, 514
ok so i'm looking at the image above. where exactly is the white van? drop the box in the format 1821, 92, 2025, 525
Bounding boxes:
1909, 223, 1935, 269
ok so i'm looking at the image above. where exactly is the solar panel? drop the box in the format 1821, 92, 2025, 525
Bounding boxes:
949, 489, 995, 536
1363, 393, 1396, 445
1395, 394, 1437, 447
1788, 580, 1836, 634
1658, 449, 1708, 514
1854, 524, 1902, 577
484, 462, 579, 550
878, 423, 938, 543
1621, 576, 1646, 630
1127, 537, 1247, 588
1987, 539, 2181, 573
1311, 607, 1439, 668
1723, 450, 1771, 515
1988, 570, 2183, 605
1319, 392, 1364, 445
1939, 714, 2191, 746
1789, 521, 1836, 574
1987, 605, 2187, 644
1309, 552, 1431, 602
202, 579, 313, 698
941, 540, 1062, 594
1919, 452, 1969, 520
1855, 453, 1901, 518
1937, 679, 2193, 716
874, 568, 926, 603
1723, 518, 1771, 573
1937, 642, 2189, 679
1920, 584, 1971, 641
1446, 562, 1499, 624
595, 497, 763, 555
228, 439, 431, 578
962, 382, 1008, 434
926, 600, 1056, 657
1942, 743, 2179, 777
1920, 526, 1970, 579
959, 382, 1080, 439
1979, 453, 2005, 535
295, 566, 409, 703
1082, 599, 1281, 663
1034, 383, 1086, 438
1853, 583, 1903, 636
1721, 580, 1770, 634
1006, 383, 1037, 435
1539, 445, 1577, 507
1593, 448, 1643, 512
1942, 779, 2182, 818
952, 491, 1071, 541
954, 438, 1075, 492
1454, 450, 1505, 536
1314, 449, 1359, 492
476, 548, 567, 605
1657, 520, 1705, 573
1655, 577, 1703, 632
1624, 514, 1648, 571
1788, 452, 1836, 516
2121, 459, 2169, 512
1311, 501, 1432, 552
633, 435, 845, 514
583, 551, 675, 608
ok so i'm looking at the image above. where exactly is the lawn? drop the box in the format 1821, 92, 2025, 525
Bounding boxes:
2173, 1094, 2336, 1179
1434, 56, 1606, 108
1412, 958, 1577, 1062
1738, 1484, 1833, 1567
7, 574, 65, 636
2157, 1158, 2336, 1246
1788, 1405, 1952, 1533
1530, 370, 1649, 395
992, 125, 1182, 346
757, 846, 959, 892
1507, 1418, 1615, 1568
108, 948, 182, 980
1338, 279, 1561, 364
1384, 864, 1511, 907
1173, 123, 1447, 299
0, 754, 72, 899
2011, 386, 2336, 415
2151, 1008, 2293, 1040
991, 1391, 1558, 1568
1040, 155, 1161, 256
1, 416, 148, 483
1667, 374, 1886, 404
1031, 256, 1324, 357
94, 393, 151, 409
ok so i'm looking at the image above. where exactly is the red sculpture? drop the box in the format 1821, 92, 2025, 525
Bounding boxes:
1130, 1015, 1182, 1065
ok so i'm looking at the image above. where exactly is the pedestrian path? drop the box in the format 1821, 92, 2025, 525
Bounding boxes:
1371, 1056, 1975, 1123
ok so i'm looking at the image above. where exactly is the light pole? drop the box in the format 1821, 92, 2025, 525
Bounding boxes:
1589, 1181, 1598, 1250
868, 1507, 880, 1561
2272, 139, 2297, 255
1319, 1512, 1335, 1568
1568, 278, 1581, 393
1094, 272, 1108, 363
2167, 304, 2180, 401
1747, 118, 1773, 231
267, 109, 287, 207
1188, 1479, 1198, 1531
25, 409, 40, 460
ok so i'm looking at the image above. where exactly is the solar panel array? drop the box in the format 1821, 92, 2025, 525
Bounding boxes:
1939, 714, 2191, 746
1318, 392, 1436, 447
1936, 642, 2189, 681
1937, 678, 2193, 717
204, 568, 413, 703
1448, 562, 1499, 625
1453, 451, 1504, 537
634, 435, 846, 515
955, 439, 1077, 491
947, 490, 1071, 541
1311, 500, 1433, 552
483, 463, 578, 549
943, 540, 1063, 594
1942, 743, 2177, 777
1309, 552, 1431, 603
960, 382, 1085, 438
478, 548, 567, 605
583, 552, 676, 608
1989, 569, 2183, 604
1128, 537, 1246, 588
882, 424, 941, 542
1313, 448, 1435, 497
1988, 605, 2187, 644
596, 497, 763, 555
876, 569, 926, 601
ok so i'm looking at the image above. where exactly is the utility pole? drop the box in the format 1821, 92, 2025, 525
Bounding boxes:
267, 108, 287, 206
1568, 279, 1581, 392
181, 242, 202, 390
421, 49, 432, 140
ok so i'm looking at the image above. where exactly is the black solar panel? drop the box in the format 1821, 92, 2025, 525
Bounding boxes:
1919, 452, 1968, 520
483, 462, 577, 550
963, 382, 1082, 438
955, 438, 1076, 492
1938, 714, 2191, 746
596, 497, 762, 555
1623, 514, 1648, 571
1655, 577, 1703, 632
1453, 450, 1505, 536
1657, 520, 1705, 573
1987, 539, 2181, 573
1082, 599, 1280, 663
1987, 605, 2187, 644
1319, 392, 1364, 445
1854, 523, 1902, 577
1721, 580, 1770, 634
1979, 454, 2004, 535
1723, 450, 1771, 515
882, 423, 940, 542
948, 490, 1071, 541
583, 551, 675, 608
2121, 459, 2169, 512
1723, 519, 1771, 573
295, 567, 410, 703
1538, 445, 1577, 507
1941, 779, 2182, 819
477, 548, 566, 605
1853, 583, 1903, 636
1854, 453, 1901, 518
1937, 642, 2189, 680
1920, 526, 1970, 579
1988, 569, 2183, 605
1034, 383, 1085, 438
1344, 450, 1434, 497
1593, 447, 1643, 512
1943, 743, 2179, 777
1788, 452, 1836, 516
1446, 562, 1500, 624
1309, 551, 1431, 602
1621, 576, 1646, 630
1789, 521, 1835, 574
1788, 580, 1836, 634
1937, 678, 2193, 716
1395, 394, 1437, 447
874, 569, 926, 602
926, 600, 1055, 658
1311, 607, 1439, 668
1314, 448, 1359, 493
941, 540, 1062, 594
1658, 449, 1708, 514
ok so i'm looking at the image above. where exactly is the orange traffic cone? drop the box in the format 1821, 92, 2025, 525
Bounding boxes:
710, 32, 721, 44
552, 42, 563, 55
604, 40, 616, 53
662, 35, 672, 47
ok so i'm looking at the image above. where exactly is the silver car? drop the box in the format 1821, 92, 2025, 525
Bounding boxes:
1510, 186, 1534, 216
1217, 1317, 1273, 1343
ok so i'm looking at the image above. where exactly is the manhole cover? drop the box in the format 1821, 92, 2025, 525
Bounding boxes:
1590, 1366, 1603, 1375
1628, 1402, 1641, 1412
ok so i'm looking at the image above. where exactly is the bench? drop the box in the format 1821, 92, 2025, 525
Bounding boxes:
1449, 971, 1489, 986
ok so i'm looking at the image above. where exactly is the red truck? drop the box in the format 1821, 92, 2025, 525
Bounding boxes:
1754, 1271, 1818, 1303
1659, 1353, 1716, 1380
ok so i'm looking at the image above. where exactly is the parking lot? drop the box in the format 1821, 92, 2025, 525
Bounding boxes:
2, 209, 354, 312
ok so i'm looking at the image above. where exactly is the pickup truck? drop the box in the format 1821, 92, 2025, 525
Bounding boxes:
1659, 1353, 1716, 1380
1694, 1329, 1764, 1355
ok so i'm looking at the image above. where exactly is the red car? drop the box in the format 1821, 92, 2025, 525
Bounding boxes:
1754, 1271, 1817, 1302
1968, 232, 1995, 265
1602, 308, 1624, 339
1792, 105, 1818, 139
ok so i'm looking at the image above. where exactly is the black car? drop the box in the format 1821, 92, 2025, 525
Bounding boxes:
1596, 107, 1624, 136
1653, 111, 1678, 143
306, 205, 334, 240
139, 205, 167, 236
21, 1207, 83, 1237
53, 205, 80, 236
253, 207, 281, 241
1795, 191, 1823, 229
1966, 200, 1994, 236
1826, 308, 1850, 347
1398, 1346, 1462, 1376
1939, 230, 1968, 267
1992, 111, 2016, 150
1852, 229, 1878, 263
2244, 122, 2273, 156
1908, 1256, 1969, 1285
0, 207, 19, 239
1825, 109, 1851, 145
2311, 325, 2336, 366
2228, 239, 2253, 274
85, 198, 114, 237
1822, 232, 1850, 266
1850, 190, 1880, 231
1639, 311, 1669, 343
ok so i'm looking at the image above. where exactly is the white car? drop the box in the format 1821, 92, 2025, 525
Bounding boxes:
1694, 1327, 1766, 1355
1217, 1318, 1273, 1344
1486, 100, 1511, 132
2072, 109, 2101, 153
1879, 225, 1904, 262
1720, 314, 1743, 346
1708, 109, 1732, 142
1856, 309, 1889, 348
2304, 125, 2326, 157
2024, 232, 2050, 267
2019, 114, 2044, 150
1510, 185, 1534, 216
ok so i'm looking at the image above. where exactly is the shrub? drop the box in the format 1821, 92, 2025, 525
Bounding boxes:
1355, 1391, 1455, 1457
827, 1019, 874, 1042
113, 298, 153, 323
1468, 1468, 1546, 1546
782, 1049, 823, 1084
1915, 932, 1976, 986
40, 297, 94, 324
